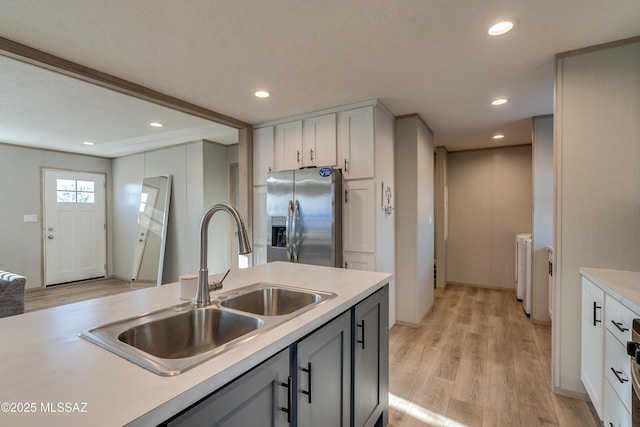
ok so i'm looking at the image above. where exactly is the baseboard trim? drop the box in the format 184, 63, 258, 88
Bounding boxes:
394, 320, 420, 328
395, 302, 434, 329
552, 386, 589, 401
446, 281, 515, 292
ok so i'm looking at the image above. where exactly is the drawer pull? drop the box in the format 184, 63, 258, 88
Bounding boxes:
357, 320, 365, 349
610, 367, 629, 384
280, 376, 292, 423
593, 302, 602, 326
301, 363, 312, 404
611, 320, 629, 333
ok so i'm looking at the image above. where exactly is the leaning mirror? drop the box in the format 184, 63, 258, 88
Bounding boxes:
131, 175, 172, 287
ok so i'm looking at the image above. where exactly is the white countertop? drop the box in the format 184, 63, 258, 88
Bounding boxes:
0, 262, 391, 426
580, 267, 640, 313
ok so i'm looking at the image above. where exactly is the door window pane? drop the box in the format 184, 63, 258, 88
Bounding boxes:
56, 179, 76, 191
57, 191, 76, 203
77, 192, 95, 203
56, 179, 95, 204
77, 181, 94, 192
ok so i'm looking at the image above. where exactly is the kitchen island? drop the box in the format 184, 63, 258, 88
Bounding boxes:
0, 262, 391, 426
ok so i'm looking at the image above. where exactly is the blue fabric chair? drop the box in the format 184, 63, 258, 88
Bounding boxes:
0, 270, 26, 317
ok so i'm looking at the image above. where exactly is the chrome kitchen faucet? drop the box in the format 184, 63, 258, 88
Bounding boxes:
195, 203, 252, 308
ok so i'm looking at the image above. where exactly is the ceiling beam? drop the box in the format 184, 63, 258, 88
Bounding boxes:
0, 36, 250, 130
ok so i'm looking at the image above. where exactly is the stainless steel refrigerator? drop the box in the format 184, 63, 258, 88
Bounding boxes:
267, 167, 342, 267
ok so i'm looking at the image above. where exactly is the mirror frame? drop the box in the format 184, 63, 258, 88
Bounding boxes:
131, 175, 172, 287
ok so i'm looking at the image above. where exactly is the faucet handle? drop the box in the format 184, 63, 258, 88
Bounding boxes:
208, 269, 230, 292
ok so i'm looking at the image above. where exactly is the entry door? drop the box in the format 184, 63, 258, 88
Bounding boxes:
43, 169, 106, 286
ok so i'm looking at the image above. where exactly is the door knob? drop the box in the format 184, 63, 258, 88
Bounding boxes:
48, 235, 54, 239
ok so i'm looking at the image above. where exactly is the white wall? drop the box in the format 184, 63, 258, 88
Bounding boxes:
394, 115, 434, 326
112, 141, 233, 284
0, 143, 111, 288
434, 147, 448, 288
374, 105, 396, 326
531, 116, 553, 322
447, 145, 532, 289
554, 39, 640, 396
204, 141, 232, 274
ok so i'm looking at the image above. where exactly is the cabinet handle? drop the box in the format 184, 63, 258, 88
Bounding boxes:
344, 158, 349, 174
310, 148, 314, 162
297, 150, 300, 164
280, 375, 292, 423
609, 423, 615, 427
593, 301, 602, 326
301, 363, 312, 404
344, 262, 348, 269
611, 320, 629, 333
357, 320, 365, 349
549, 261, 553, 276
610, 367, 629, 383
344, 189, 348, 203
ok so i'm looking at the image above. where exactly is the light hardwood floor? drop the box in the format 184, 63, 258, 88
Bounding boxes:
388, 284, 599, 427
25, 277, 140, 312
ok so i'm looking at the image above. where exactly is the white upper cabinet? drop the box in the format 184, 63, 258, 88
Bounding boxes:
338, 106, 374, 180
274, 120, 303, 171
302, 113, 337, 168
253, 126, 274, 186
343, 180, 376, 253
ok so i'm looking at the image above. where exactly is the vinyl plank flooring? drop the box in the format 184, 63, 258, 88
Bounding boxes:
24, 277, 143, 312
452, 333, 488, 406
482, 382, 520, 427
549, 392, 600, 427
388, 284, 600, 427
446, 398, 484, 427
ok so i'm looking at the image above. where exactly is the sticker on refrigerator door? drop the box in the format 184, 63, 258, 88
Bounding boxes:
319, 167, 332, 177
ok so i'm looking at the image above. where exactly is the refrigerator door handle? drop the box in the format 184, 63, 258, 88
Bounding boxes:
286, 200, 293, 261
292, 200, 300, 262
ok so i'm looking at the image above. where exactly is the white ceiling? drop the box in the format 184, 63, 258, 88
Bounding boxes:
0, 0, 639, 155
0, 55, 239, 158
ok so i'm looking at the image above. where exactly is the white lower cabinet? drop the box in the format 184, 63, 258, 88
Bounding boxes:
581, 276, 605, 419
604, 380, 631, 427
162, 285, 389, 427
581, 272, 640, 425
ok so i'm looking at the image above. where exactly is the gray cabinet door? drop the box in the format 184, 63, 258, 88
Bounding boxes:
166, 348, 290, 427
353, 286, 389, 427
296, 311, 351, 427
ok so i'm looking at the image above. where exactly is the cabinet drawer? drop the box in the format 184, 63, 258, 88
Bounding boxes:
605, 295, 637, 344
605, 330, 632, 412
604, 379, 631, 427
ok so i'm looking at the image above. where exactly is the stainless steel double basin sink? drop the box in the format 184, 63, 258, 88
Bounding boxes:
80, 283, 336, 376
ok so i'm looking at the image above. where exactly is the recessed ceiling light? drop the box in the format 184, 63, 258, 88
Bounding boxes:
493, 134, 505, 140
149, 122, 163, 128
254, 90, 270, 98
491, 98, 509, 106
83, 141, 95, 146
488, 21, 514, 36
